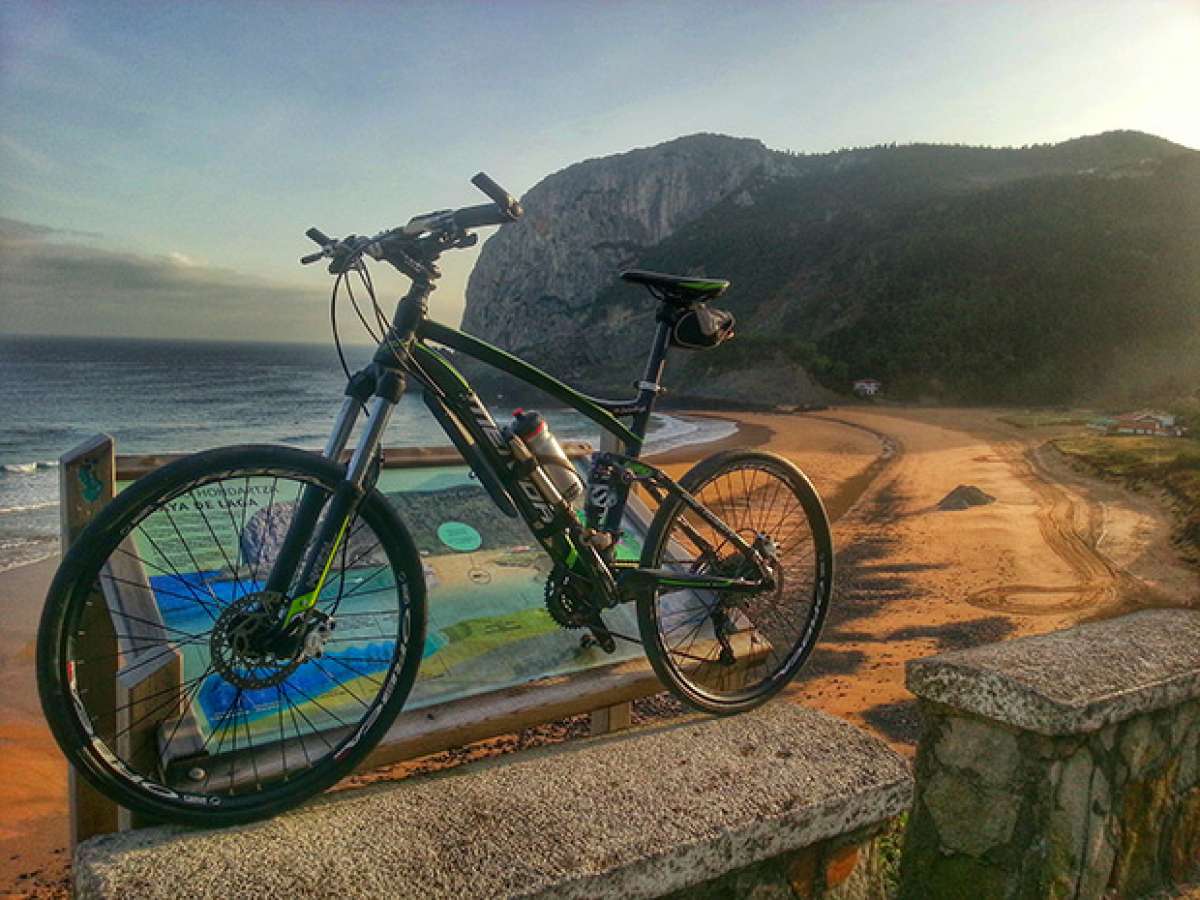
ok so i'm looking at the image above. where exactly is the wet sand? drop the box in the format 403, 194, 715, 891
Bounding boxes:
3, 407, 1197, 895
0, 556, 68, 897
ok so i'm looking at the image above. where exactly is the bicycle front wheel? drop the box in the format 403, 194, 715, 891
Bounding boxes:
637, 450, 833, 714
37, 445, 426, 826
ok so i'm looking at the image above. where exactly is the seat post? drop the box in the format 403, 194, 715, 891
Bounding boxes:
627, 315, 673, 455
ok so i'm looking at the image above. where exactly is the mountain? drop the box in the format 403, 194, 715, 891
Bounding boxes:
460, 131, 1200, 406
461, 134, 781, 376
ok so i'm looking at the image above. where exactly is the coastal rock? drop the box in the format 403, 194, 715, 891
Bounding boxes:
459, 130, 1197, 407
937, 485, 996, 511
463, 133, 780, 378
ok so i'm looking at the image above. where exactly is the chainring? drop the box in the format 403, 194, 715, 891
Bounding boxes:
543, 566, 591, 629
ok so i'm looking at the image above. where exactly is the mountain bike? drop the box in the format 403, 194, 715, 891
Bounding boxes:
37, 174, 833, 825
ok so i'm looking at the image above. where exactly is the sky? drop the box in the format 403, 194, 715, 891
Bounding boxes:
1, 0, 1197, 343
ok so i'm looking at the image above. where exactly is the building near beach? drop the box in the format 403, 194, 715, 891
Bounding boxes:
1089, 410, 1187, 437
852, 378, 882, 397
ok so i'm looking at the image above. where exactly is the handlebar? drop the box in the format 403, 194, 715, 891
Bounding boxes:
470, 172, 523, 221
299, 172, 522, 269
453, 203, 513, 230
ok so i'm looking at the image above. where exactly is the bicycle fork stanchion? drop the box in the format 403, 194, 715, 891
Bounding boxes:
265, 371, 400, 622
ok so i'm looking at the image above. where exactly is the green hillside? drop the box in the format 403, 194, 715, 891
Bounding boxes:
581, 133, 1200, 405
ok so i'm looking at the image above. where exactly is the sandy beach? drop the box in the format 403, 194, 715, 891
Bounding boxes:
0, 556, 67, 896
2, 406, 1197, 896
789, 407, 1199, 751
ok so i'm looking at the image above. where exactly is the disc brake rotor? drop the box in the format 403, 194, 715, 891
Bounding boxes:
209, 592, 305, 689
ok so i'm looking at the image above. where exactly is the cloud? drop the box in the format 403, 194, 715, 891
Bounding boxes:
167, 250, 200, 267
0, 134, 55, 173
0, 219, 335, 342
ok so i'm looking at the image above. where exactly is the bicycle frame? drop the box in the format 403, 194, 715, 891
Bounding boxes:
265, 279, 768, 630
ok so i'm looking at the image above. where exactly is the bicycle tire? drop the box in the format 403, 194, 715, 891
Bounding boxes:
37, 444, 426, 826
637, 449, 833, 714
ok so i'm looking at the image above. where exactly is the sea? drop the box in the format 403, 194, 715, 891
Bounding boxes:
0, 335, 733, 573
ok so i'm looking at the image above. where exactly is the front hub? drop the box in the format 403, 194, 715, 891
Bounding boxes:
209, 592, 306, 689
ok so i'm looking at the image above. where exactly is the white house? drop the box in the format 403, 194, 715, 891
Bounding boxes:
853, 378, 882, 397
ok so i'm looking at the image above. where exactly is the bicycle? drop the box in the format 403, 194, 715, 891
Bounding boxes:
37, 173, 833, 825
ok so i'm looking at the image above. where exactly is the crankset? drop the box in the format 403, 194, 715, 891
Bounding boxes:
544, 566, 590, 629
544, 566, 617, 653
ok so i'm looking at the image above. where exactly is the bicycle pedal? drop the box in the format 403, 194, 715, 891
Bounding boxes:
581, 628, 616, 654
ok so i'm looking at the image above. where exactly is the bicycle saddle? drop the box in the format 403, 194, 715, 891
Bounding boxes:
620, 269, 730, 303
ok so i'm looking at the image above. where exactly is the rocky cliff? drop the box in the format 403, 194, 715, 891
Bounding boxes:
461, 134, 784, 388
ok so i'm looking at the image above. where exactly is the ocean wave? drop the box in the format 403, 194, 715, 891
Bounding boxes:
0, 499, 58, 515
645, 414, 738, 455
1, 460, 59, 475
0, 536, 57, 573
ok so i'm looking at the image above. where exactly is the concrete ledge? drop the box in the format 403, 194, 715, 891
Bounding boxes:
907, 608, 1200, 736
75, 704, 911, 899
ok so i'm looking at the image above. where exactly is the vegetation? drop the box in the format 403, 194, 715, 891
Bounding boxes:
587, 131, 1200, 406
878, 813, 908, 897
1054, 434, 1200, 564
996, 411, 1095, 429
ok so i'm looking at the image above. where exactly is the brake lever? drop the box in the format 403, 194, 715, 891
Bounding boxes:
327, 235, 367, 274
403, 210, 454, 236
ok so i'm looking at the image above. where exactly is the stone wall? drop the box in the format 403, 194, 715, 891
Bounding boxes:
75, 703, 912, 899
663, 821, 901, 900
899, 608, 1200, 899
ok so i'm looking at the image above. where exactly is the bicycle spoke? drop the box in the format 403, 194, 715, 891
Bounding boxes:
157, 663, 216, 772
116, 540, 222, 622
650, 460, 829, 706
161, 506, 227, 611
249, 477, 280, 587
310, 658, 371, 709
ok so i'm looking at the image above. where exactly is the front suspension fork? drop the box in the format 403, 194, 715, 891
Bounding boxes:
264, 373, 401, 627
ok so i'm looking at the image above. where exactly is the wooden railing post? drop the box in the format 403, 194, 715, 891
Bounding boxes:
60, 434, 120, 846
589, 430, 634, 737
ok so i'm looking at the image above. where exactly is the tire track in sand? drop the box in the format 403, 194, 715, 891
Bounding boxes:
965, 439, 1148, 617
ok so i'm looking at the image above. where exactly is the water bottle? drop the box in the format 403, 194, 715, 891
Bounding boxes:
508, 409, 584, 504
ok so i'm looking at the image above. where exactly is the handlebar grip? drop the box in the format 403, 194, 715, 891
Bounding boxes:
306, 227, 333, 246
300, 250, 326, 265
470, 172, 523, 221
453, 203, 513, 230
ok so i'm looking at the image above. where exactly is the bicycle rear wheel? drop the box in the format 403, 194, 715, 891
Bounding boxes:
37, 445, 426, 826
637, 450, 833, 714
